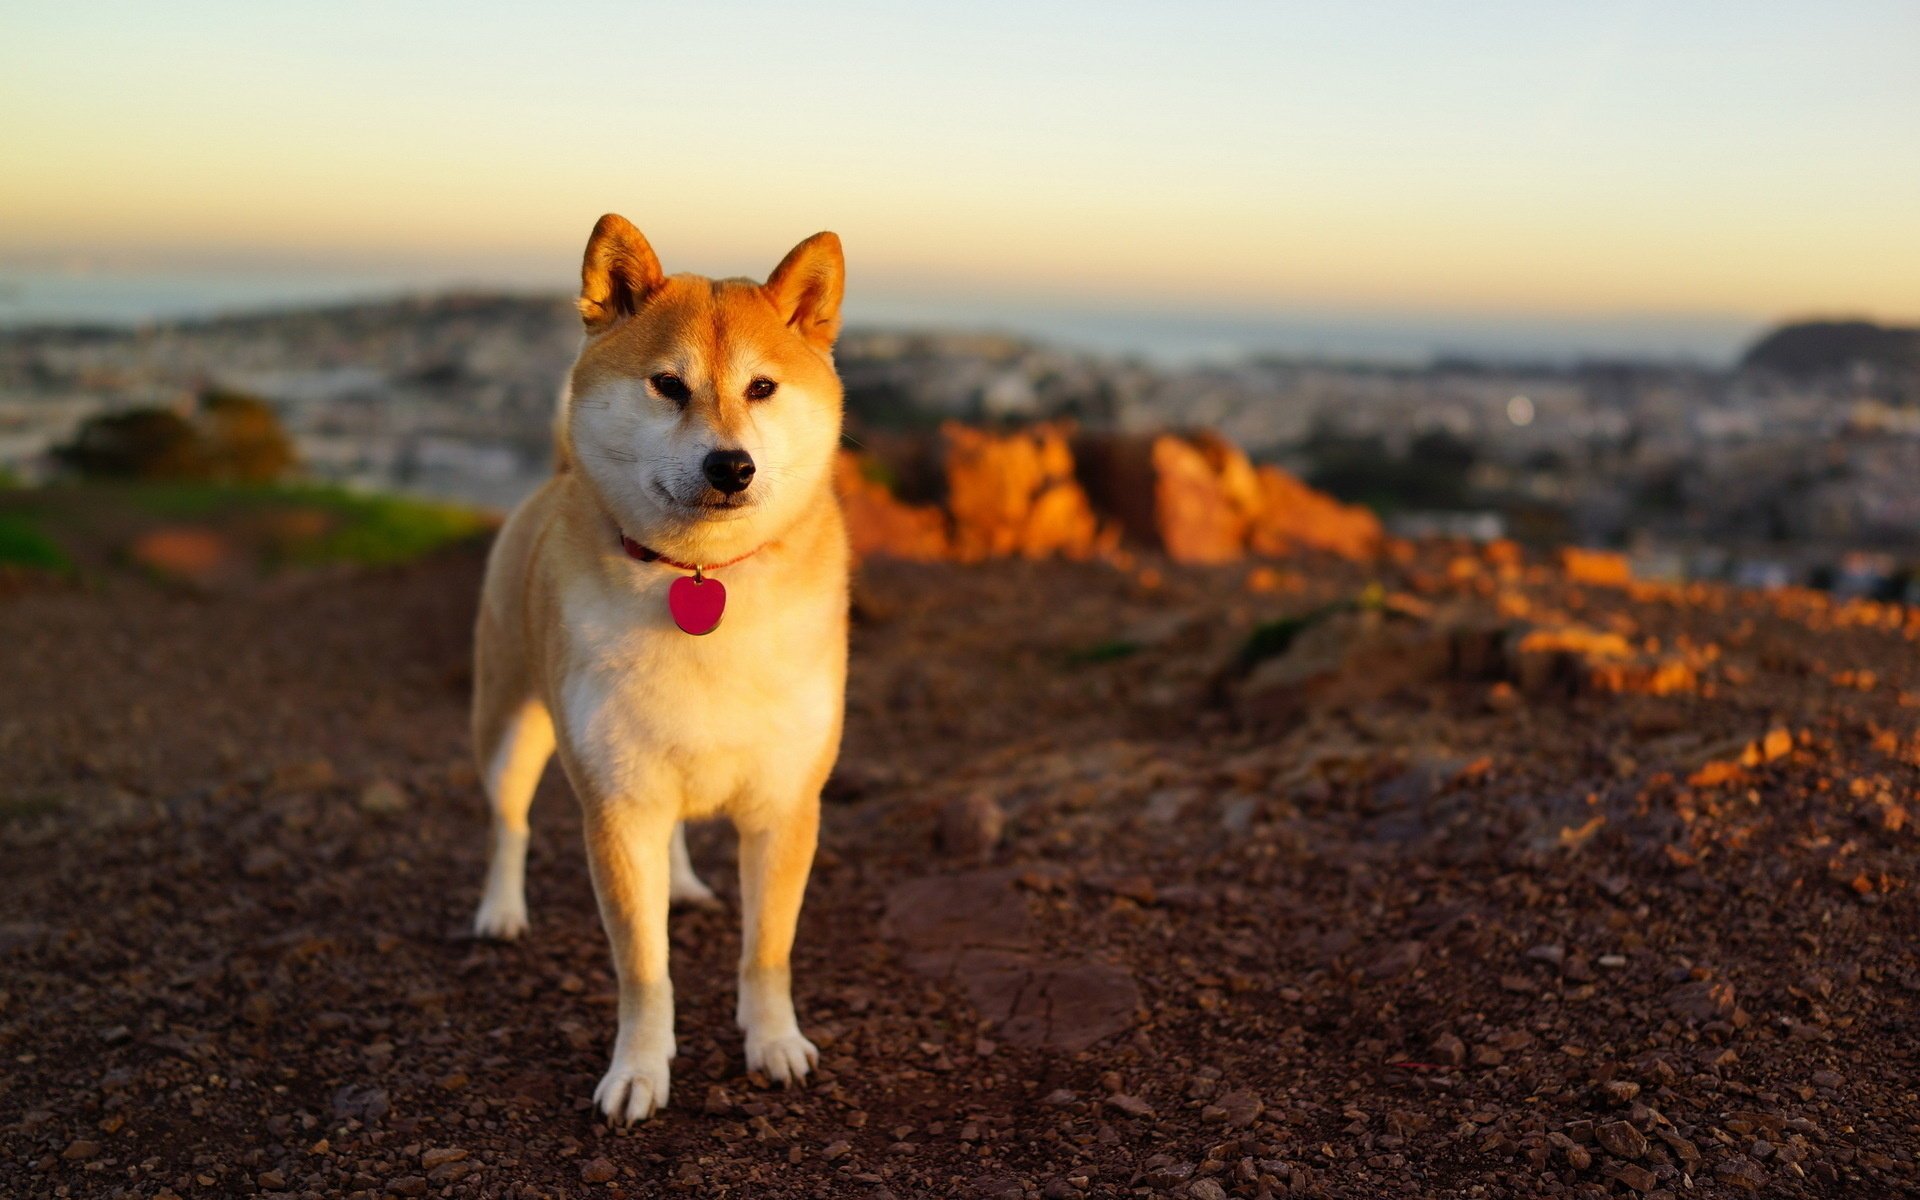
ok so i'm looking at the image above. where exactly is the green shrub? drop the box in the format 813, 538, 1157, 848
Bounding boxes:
0, 515, 69, 571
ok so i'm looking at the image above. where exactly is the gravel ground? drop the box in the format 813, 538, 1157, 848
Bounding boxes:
2, 544, 1918, 1199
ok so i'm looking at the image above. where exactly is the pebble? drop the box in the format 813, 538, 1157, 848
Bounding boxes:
358, 778, 408, 814
938, 791, 1005, 860
579, 1157, 617, 1183
1595, 1120, 1648, 1159
1104, 1093, 1155, 1119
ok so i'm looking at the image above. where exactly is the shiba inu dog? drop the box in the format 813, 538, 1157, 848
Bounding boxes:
468, 214, 849, 1123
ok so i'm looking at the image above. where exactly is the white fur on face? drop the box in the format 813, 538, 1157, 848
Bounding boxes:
569, 369, 836, 559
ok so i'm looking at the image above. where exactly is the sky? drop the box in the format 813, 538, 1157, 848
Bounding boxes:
3, 1, 1918, 342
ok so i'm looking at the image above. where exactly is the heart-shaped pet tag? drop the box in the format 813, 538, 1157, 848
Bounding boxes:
667, 574, 726, 635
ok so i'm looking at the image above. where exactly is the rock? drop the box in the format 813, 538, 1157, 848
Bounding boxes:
1188, 1180, 1229, 1200
938, 791, 1005, 860
835, 451, 952, 561
1715, 1156, 1769, 1191
579, 1157, 617, 1183
1139, 1157, 1192, 1187
1664, 979, 1736, 1022
1561, 1143, 1592, 1171
1201, 1090, 1263, 1128
1601, 1079, 1641, 1105
1431, 1032, 1467, 1066
1559, 548, 1633, 587
972, 1173, 1025, 1200
128, 526, 233, 584
1595, 1120, 1647, 1159
257, 1169, 286, 1188
330, 1083, 391, 1123
358, 779, 408, 815
385, 1176, 428, 1197
1605, 1161, 1658, 1192
1364, 940, 1425, 980
822, 1140, 852, 1161
1104, 1093, 1155, 1119
944, 422, 1105, 560
1246, 462, 1381, 560
420, 1148, 466, 1169
965, 956, 1141, 1051
61, 1139, 101, 1160
1811, 1069, 1844, 1088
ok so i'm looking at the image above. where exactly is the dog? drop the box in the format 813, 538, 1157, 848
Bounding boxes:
468, 213, 849, 1123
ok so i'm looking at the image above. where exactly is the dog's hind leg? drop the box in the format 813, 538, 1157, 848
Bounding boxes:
472, 697, 555, 940
668, 822, 721, 909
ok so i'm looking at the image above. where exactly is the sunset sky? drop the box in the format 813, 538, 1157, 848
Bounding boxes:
4, 1, 1917, 332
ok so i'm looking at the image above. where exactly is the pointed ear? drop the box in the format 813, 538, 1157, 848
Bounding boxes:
578, 213, 664, 330
765, 232, 844, 350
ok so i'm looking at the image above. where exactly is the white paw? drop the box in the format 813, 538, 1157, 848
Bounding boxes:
594, 1056, 672, 1124
472, 891, 528, 940
669, 875, 723, 910
745, 1030, 818, 1087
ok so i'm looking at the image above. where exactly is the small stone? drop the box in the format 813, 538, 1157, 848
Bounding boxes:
1811, 1069, 1844, 1089
99, 1025, 131, 1045
1562, 1144, 1592, 1171
257, 1169, 286, 1189
822, 1140, 852, 1162
938, 792, 1005, 860
579, 1157, 617, 1183
1526, 944, 1565, 967
703, 1084, 735, 1114
359, 779, 408, 815
1664, 979, 1736, 1022
61, 1140, 101, 1161
1365, 940, 1424, 980
420, 1148, 467, 1169
1040, 1089, 1079, 1107
1188, 1180, 1229, 1200
1601, 1079, 1641, 1104
1716, 1156, 1769, 1191
1607, 1161, 1658, 1192
1431, 1032, 1466, 1066
1105, 1093, 1155, 1119
1471, 1044, 1504, 1067
1595, 1120, 1647, 1159
1141, 1158, 1194, 1188
1203, 1090, 1263, 1128
385, 1176, 428, 1198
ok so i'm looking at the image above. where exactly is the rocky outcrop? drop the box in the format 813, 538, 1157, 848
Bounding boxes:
841, 421, 1378, 565
834, 451, 950, 562
941, 422, 1109, 561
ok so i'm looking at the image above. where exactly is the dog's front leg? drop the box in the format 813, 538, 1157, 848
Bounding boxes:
582, 798, 678, 1123
735, 796, 820, 1085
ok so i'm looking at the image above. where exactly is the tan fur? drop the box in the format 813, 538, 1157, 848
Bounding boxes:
470, 214, 850, 1123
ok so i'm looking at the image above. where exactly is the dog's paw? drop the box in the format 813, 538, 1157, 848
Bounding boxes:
745, 1030, 818, 1087
594, 1057, 671, 1124
669, 875, 723, 911
472, 891, 529, 941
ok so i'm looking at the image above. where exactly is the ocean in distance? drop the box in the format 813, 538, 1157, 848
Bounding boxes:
0, 268, 1763, 369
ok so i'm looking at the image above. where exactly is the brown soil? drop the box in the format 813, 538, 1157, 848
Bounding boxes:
2, 543, 1918, 1199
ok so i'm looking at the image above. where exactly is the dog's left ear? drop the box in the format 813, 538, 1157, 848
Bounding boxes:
766, 232, 844, 351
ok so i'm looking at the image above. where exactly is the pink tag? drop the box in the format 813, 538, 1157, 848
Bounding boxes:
667, 575, 726, 635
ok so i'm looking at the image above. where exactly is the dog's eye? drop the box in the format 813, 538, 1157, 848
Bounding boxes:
745, 377, 778, 401
649, 373, 691, 404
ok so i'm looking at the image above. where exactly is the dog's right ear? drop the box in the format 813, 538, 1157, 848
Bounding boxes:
578, 214, 665, 331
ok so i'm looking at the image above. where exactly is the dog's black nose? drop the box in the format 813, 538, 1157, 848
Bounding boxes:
702, 448, 756, 494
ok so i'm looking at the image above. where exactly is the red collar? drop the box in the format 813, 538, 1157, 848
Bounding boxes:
619, 534, 761, 575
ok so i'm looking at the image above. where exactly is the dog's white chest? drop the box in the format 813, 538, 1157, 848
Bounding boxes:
555, 574, 840, 818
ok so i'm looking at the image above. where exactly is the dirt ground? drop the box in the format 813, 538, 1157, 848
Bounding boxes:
3, 543, 1918, 1199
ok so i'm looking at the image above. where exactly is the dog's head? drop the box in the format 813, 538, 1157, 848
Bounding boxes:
564, 214, 845, 562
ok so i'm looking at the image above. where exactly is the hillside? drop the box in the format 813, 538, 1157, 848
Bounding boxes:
1741, 320, 1920, 377
2, 524, 1917, 1198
